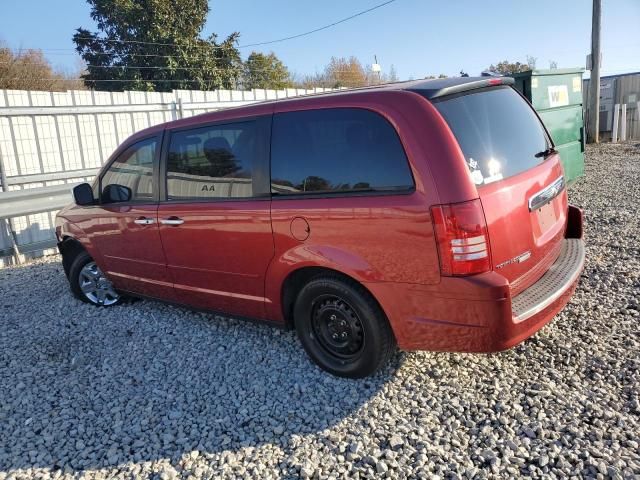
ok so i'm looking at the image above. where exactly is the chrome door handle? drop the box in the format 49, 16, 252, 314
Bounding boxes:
161, 217, 184, 226
134, 217, 155, 225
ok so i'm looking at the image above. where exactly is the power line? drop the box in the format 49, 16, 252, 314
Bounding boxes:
69, 0, 398, 51
0, 78, 230, 84
0, 77, 366, 84
0, 62, 238, 72
70, 36, 234, 50
240, 0, 397, 48
0, 61, 374, 77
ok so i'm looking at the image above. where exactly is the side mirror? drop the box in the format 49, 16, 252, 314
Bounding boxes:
73, 183, 95, 206
102, 184, 132, 204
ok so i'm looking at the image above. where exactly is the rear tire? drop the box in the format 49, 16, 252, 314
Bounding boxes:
294, 274, 396, 378
68, 251, 121, 307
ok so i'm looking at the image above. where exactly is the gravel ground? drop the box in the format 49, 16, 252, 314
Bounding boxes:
1, 143, 639, 480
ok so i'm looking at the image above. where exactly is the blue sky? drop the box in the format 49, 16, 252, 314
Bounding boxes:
1, 0, 638, 80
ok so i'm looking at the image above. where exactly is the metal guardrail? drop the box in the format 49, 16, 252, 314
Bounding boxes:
0, 181, 79, 263
0, 183, 76, 219
0, 168, 96, 263
0, 168, 98, 218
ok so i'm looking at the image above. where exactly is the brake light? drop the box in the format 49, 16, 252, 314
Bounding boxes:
430, 199, 491, 276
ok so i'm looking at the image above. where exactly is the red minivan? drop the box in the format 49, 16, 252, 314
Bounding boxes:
55, 77, 585, 378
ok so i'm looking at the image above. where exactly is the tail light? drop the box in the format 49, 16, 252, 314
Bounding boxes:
430, 199, 491, 276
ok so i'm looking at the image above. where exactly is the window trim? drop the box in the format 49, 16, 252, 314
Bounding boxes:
97, 133, 163, 206
159, 115, 272, 203
268, 106, 416, 198
270, 187, 415, 201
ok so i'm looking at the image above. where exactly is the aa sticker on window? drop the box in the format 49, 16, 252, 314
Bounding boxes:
548, 85, 569, 107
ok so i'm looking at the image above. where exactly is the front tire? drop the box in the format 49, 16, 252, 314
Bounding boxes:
68, 251, 121, 306
294, 274, 396, 378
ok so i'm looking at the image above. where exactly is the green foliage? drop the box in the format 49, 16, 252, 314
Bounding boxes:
242, 52, 291, 90
73, 0, 242, 91
487, 56, 537, 75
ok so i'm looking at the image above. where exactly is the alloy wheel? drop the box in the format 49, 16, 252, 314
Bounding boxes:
78, 261, 119, 306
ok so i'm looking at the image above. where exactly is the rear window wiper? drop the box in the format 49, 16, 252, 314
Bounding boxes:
535, 147, 558, 159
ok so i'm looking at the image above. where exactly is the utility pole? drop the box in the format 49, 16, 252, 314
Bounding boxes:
587, 0, 601, 143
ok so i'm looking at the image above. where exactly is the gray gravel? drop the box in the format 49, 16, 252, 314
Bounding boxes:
1, 143, 639, 479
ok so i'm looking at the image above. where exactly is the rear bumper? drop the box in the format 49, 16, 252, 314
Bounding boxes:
486, 238, 584, 351
367, 205, 585, 352
512, 239, 584, 323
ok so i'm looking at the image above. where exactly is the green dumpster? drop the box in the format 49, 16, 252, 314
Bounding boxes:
511, 68, 585, 183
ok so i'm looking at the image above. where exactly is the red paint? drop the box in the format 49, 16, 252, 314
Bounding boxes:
157, 200, 274, 319
478, 154, 568, 295
60, 203, 176, 300
56, 83, 584, 353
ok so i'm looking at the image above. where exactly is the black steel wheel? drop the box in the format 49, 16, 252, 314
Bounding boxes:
294, 273, 396, 378
311, 296, 365, 359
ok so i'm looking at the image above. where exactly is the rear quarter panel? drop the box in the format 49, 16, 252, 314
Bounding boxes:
264, 91, 466, 323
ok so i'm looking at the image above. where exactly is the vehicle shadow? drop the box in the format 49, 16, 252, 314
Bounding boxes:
0, 259, 403, 474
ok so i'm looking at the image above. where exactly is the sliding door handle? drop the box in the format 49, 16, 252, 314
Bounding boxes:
134, 217, 155, 225
161, 216, 184, 226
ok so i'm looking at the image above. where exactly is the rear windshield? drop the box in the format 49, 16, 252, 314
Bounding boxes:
434, 86, 550, 185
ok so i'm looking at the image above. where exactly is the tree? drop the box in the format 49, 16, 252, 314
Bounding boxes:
301, 176, 331, 192
324, 56, 368, 88
388, 65, 399, 82
0, 44, 84, 91
242, 52, 291, 90
486, 55, 537, 75
73, 0, 242, 91
290, 57, 400, 89
292, 57, 400, 89
365, 63, 399, 85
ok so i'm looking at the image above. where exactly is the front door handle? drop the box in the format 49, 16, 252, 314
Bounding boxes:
161, 216, 184, 226
134, 217, 155, 225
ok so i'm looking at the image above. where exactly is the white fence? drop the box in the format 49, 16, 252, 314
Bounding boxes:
0, 86, 335, 265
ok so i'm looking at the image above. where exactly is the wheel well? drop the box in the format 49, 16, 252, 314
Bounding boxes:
59, 237, 87, 277
281, 267, 375, 330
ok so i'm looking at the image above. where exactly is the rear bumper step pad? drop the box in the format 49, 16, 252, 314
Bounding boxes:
512, 238, 585, 323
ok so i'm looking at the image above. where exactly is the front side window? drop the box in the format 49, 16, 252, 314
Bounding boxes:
166, 122, 257, 200
101, 137, 157, 202
270, 108, 414, 195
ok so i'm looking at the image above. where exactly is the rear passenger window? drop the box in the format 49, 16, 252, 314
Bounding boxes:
270, 108, 414, 195
166, 122, 257, 200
